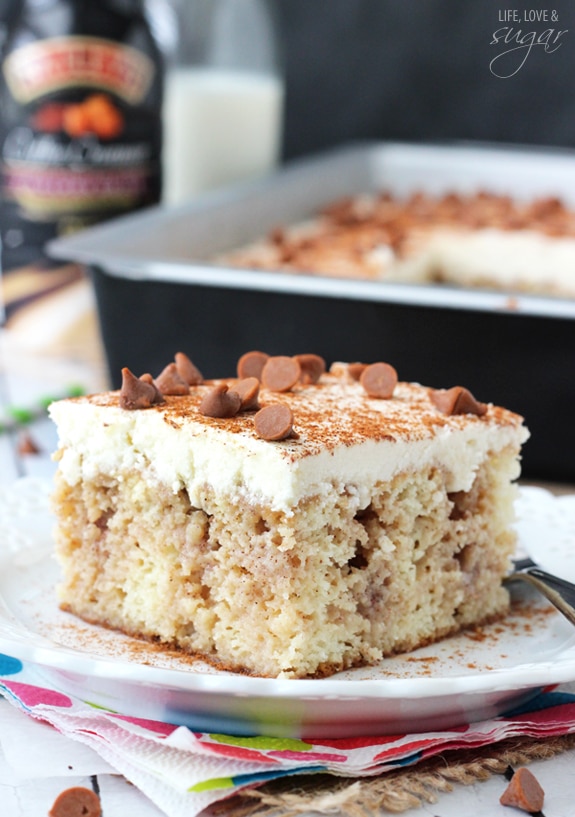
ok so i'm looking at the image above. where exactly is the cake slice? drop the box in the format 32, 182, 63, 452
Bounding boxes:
49, 352, 529, 679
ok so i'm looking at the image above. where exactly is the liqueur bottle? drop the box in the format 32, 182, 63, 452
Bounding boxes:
0, 0, 164, 270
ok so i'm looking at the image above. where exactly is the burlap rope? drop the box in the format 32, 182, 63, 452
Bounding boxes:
210, 733, 575, 817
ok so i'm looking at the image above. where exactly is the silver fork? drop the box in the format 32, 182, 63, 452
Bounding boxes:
505, 558, 575, 626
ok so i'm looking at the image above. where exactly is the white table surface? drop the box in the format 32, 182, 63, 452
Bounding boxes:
1, 293, 575, 817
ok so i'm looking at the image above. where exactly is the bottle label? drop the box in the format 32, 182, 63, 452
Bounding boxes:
3, 36, 154, 105
0, 30, 162, 269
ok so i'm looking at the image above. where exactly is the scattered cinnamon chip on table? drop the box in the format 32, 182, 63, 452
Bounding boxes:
17, 431, 41, 455
49, 786, 102, 817
500, 767, 545, 813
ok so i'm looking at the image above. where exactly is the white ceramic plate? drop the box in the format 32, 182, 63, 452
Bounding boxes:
1, 478, 575, 738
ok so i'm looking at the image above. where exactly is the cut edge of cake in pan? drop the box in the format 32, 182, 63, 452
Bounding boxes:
221, 190, 575, 298
49, 351, 529, 679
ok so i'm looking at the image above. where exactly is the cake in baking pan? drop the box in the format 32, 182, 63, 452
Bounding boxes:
223, 190, 575, 297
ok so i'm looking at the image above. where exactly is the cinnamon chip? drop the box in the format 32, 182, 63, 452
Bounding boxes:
154, 362, 190, 395
199, 383, 242, 418
360, 362, 398, 399
254, 403, 294, 440
49, 786, 102, 817
293, 353, 326, 384
348, 362, 367, 381
261, 356, 301, 392
237, 350, 269, 380
230, 377, 260, 410
431, 386, 487, 417
120, 368, 164, 410
175, 351, 203, 385
500, 767, 545, 813
17, 431, 41, 455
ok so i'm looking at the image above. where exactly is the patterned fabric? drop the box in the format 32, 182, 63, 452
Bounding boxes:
1, 654, 575, 817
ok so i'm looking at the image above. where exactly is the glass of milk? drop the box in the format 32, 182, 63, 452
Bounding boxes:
161, 0, 284, 206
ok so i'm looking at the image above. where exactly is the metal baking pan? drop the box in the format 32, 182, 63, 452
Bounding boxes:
48, 141, 575, 480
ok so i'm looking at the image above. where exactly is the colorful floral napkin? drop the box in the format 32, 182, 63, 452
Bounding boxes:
1, 655, 575, 817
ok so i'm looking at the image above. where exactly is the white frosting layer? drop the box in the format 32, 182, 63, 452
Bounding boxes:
408, 228, 575, 296
224, 193, 575, 298
49, 376, 529, 512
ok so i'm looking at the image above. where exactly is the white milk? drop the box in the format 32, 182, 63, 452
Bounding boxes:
162, 67, 283, 206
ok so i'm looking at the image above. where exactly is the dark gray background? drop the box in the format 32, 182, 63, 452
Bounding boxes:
276, 0, 575, 160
